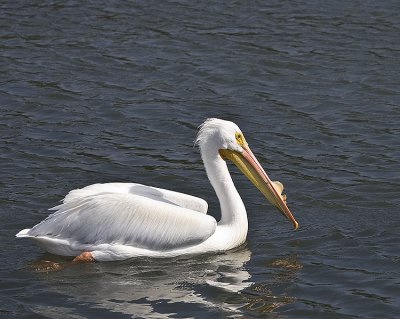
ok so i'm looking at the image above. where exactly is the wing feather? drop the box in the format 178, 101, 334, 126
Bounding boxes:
27, 192, 216, 251
62, 183, 208, 214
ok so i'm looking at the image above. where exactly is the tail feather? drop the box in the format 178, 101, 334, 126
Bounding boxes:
16, 229, 31, 238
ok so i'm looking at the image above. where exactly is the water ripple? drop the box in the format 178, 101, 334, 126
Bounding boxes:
1, 0, 399, 318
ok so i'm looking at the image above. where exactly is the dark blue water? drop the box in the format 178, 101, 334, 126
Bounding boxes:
1, 0, 400, 318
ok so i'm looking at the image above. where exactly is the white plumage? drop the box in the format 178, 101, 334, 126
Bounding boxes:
17, 118, 298, 261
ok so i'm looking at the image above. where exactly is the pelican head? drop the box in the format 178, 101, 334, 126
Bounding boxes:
196, 118, 298, 230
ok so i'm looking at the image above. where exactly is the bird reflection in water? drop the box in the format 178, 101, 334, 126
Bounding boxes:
25, 250, 302, 318
242, 255, 302, 315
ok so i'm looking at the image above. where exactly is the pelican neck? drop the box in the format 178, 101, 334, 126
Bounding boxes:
202, 150, 247, 226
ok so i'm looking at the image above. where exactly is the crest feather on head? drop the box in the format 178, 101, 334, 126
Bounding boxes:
195, 118, 233, 148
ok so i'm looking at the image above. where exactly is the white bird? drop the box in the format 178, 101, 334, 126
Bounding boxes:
16, 118, 298, 262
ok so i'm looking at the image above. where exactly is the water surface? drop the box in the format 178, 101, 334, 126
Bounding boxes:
1, 0, 400, 318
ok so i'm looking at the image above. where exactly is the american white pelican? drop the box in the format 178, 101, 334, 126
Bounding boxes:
17, 118, 298, 261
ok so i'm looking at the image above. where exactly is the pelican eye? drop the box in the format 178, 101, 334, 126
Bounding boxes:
235, 132, 246, 147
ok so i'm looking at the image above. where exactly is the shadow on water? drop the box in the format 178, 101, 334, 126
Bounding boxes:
21, 248, 302, 318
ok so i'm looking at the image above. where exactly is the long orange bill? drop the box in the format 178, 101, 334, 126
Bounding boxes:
219, 146, 298, 230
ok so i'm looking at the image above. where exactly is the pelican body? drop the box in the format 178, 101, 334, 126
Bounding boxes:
17, 119, 298, 261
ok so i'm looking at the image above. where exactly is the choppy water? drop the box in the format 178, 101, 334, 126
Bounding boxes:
1, 0, 400, 318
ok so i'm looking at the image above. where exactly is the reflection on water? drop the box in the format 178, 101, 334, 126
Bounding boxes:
243, 255, 302, 316
25, 248, 303, 318
268, 255, 303, 283
245, 294, 295, 317
30, 248, 252, 318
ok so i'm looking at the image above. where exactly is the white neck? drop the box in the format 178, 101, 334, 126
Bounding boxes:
202, 150, 248, 229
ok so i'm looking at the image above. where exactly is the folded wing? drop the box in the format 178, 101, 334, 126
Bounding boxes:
26, 192, 217, 251
63, 183, 208, 214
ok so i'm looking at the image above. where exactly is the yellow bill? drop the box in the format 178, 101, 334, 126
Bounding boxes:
219, 145, 298, 230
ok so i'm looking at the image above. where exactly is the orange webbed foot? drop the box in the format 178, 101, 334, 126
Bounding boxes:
73, 252, 95, 263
